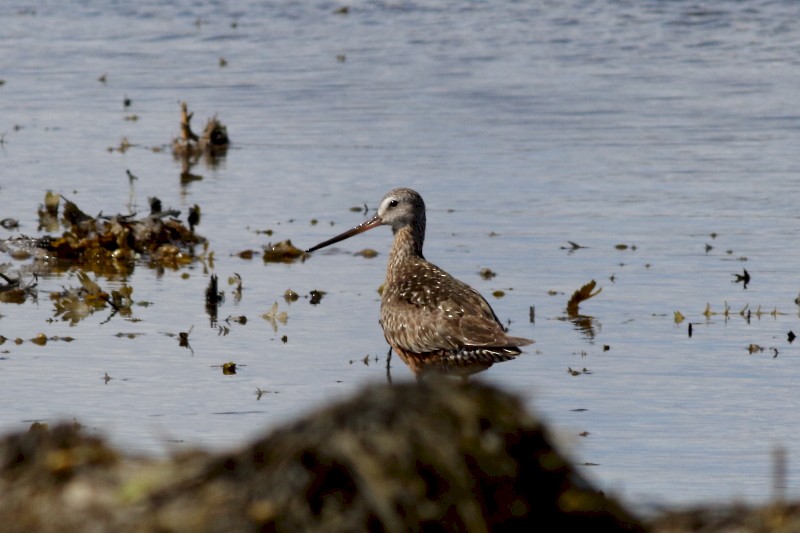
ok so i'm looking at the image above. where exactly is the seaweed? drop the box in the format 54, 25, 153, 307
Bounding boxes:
31, 193, 205, 276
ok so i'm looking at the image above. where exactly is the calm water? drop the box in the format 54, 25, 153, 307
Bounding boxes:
3, 0, 800, 511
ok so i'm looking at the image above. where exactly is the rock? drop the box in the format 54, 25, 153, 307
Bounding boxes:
0, 381, 643, 532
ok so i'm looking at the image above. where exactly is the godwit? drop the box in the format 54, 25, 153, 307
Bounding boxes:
306, 188, 533, 378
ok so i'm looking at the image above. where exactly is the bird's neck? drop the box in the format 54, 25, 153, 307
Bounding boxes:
386, 225, 424, 282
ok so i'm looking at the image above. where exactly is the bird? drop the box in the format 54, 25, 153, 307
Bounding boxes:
306, 188, 533, 378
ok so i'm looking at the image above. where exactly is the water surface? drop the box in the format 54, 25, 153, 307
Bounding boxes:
2, 0, 800, 510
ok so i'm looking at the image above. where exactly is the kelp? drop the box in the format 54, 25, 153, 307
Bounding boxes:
0, 272, 38, 304
50, 272, 135, 326
32, 193, 205, 276
262, 240, 306, 263
172, 101, 229, 168
566, 279, 602, 317
564, 280, 602, 340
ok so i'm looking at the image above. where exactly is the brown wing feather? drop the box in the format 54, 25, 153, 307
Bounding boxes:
380, 258, 532, 355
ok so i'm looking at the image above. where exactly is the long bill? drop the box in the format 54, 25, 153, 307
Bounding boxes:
305, 214, 383, 253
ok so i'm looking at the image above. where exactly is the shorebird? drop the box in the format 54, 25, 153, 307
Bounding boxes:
306, 188, 533, 378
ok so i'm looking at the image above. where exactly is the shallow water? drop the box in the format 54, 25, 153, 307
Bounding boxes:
3, 0, 800, 510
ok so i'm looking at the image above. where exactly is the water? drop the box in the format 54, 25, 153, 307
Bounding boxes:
2, 0, 800, 511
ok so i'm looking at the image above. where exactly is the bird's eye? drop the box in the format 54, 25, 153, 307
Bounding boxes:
388, 199, 399, 208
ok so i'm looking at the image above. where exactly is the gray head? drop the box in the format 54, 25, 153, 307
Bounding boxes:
305, 188, 427, 254
377, 188, 426, 236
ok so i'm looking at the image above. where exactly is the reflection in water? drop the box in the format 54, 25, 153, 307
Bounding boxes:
568, 313, 601, 341
205, 274, 222, 327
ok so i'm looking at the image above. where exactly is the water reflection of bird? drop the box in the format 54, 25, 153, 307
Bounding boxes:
306, 188, 533, 378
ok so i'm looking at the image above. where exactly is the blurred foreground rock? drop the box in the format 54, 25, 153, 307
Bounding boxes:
650, 503, 800, 533
0, 380, 646, 531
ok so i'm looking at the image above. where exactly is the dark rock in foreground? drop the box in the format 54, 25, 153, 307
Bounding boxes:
0, 381, 643, 532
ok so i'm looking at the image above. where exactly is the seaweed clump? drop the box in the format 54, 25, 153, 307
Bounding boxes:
34, 192, 205, 276
262, 240, 307, 263
172, 101, 229, 170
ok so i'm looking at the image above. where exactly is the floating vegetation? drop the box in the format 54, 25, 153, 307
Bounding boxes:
309, 289, 325, 305
171, 101, 229, 168
263, 240, 306, 263
225, 315, 247, 326
479, 267, 496, 280
354, 248, 378, 258
254, 387, 278, 400
566, 280, 602, 317
225, 315, 247, 325
235, 249, 256, 260
0, 333, 74, 346
179, 328, 192, 350
162, 326, 194, 354
50, 272, 135, 326
25, 192, 205, 277
564, 280, 602, 340
283, 289, 299, 303
262, 302, 288, 332
0, 272, 37, 304
107, 284, 135, 319
560, 241, 586, 252
114, 332, 144, 339
1, 218, 19, 230
701, 302, 785, 322
349, 354, 375, 366
107, 137, 133, 153
733, 268, 751, 289
39, 191, 61, 231
228, 273, 243, 302
747, 343, 764, 354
